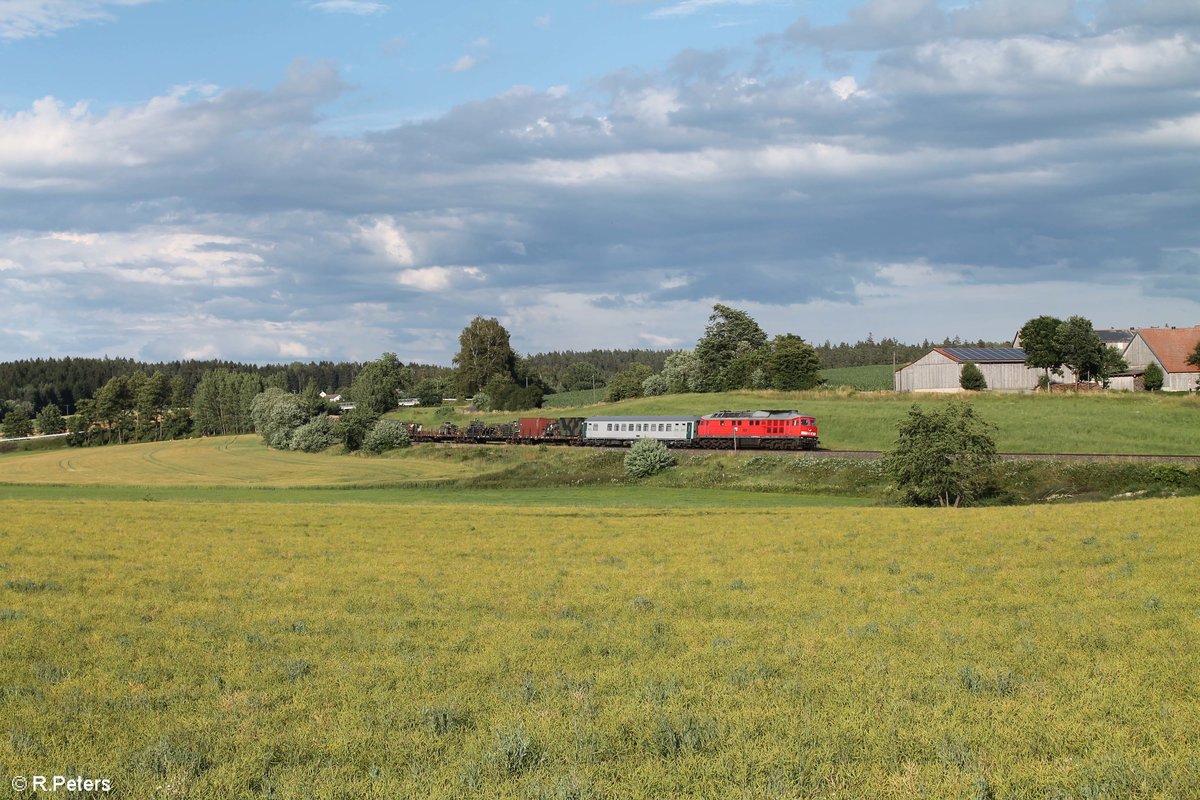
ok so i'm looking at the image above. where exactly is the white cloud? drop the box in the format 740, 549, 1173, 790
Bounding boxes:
397, 266, 483, 292
649, 0, 781, 20
534, 14, 550, 29
0, 0, 154, 40
357, 217, 415, 266
306, 0, 387, 15
876, 30, 1200, 94
449, 54, 479, 73
2, 228, 273, 287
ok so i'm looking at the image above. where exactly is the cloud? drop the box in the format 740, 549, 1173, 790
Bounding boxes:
449, 54, 478, 73
649, 0, 784, 20
0, 0, 154, 40
306, 0, 387, 15
534, 14, 550, 29
784, 0, 1078, 51
1, 10, 1198, 362
397, 266, 483, 292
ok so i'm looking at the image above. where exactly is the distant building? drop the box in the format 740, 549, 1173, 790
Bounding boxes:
896, 347, 1075, 392
1121, 326, 1200, 392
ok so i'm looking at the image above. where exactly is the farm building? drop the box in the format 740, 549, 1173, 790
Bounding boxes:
896, 347, 1075, 393
1121, 326, 1200, 392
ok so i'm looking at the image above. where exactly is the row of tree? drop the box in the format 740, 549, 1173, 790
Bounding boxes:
0, 355, 456, 416
598, 305, 822, 402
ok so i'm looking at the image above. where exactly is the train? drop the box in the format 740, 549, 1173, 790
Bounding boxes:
403, 409, 819, 450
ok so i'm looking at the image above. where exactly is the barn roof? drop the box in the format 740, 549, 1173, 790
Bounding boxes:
936, 347, 1028, 363
1096, 328, 1136, 345
1136, 326, 1200, 373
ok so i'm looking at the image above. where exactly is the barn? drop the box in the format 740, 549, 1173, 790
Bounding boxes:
895, 347, 1073, 393
1121, 326, 1200, 392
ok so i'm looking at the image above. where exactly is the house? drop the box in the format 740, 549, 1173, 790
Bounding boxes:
1096, 328, 1137, 350
1121, 326, 1200, 392
896, 347, 1075, 392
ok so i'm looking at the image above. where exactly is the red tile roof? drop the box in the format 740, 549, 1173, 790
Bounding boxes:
1137, 326, 1200, 373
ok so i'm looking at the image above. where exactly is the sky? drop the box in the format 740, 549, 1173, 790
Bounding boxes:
1, 0, 1198, 365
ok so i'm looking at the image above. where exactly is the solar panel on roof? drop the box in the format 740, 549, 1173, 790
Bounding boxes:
942, 347, 1027, 363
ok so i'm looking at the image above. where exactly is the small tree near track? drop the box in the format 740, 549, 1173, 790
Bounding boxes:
624, 438, 676, 480
884, 401, 998, 507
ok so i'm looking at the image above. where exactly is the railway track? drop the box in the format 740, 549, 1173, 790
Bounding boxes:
413, 439, 1200, 464
767, 449, 1200, 464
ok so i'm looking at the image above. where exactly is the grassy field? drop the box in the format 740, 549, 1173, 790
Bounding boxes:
0, 435, 478, 487
819, 364, 897, 391
396, 390, 1200, 455
1, 496, 1197, 798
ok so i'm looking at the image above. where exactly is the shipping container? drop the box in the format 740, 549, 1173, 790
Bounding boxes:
519, 417, 554, 439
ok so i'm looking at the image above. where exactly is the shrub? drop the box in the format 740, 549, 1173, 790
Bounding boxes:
289, 414, 334, 452
250, 388, 307, 450
362, 419, 412, 454
1036, 373, 1050, 391
960, 363, 987, 391
884, 401, 998, 507
332, 405, 380, 452
624, 438, 676, 479
1142, 362, 1163, 391
642, 373, 669, 397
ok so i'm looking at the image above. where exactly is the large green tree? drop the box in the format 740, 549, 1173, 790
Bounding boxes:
349, 353, 404, 415
192, 370, 262, 436
1018, 315, 1065, 378
694, 304, 768, 391
767, 335, 821, 390
660, 351, 701, 394
454, 317, 517, 397
884, 401, 998, 507
606, 364, 654, 402
35, 403, 66, 435
2, 408, 33, 438
1054, 316, 1104, 383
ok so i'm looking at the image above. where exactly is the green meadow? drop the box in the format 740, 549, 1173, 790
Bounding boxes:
392, 389, 1200, 455
1, 496, 1198, 798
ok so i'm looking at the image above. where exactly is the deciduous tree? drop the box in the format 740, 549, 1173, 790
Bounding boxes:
1019, 315, 1065, 379
350, 353, 403, 415
767, 335, 821, 390
694, 305, 768, 391
884, 401, 998, 507
454, 317, 517, 397
1055, 316, 1105, 383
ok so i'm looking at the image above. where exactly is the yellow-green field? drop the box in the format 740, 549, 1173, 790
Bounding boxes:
2, 496, 1198, 798
0, 435, 476, 487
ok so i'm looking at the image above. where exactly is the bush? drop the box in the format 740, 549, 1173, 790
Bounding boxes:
884, 401, 998, 507
960, 363, 987, 391
624, 438, 676, 479
362, 419, 412, 454
642, 373, 669, 397
250, 388, 307, 450
1143, 362, 1163, 391
332, 405, 380, 452
290, 414, 334, 452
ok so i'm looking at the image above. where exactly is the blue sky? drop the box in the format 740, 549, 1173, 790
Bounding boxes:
2, 0, 1198, 363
